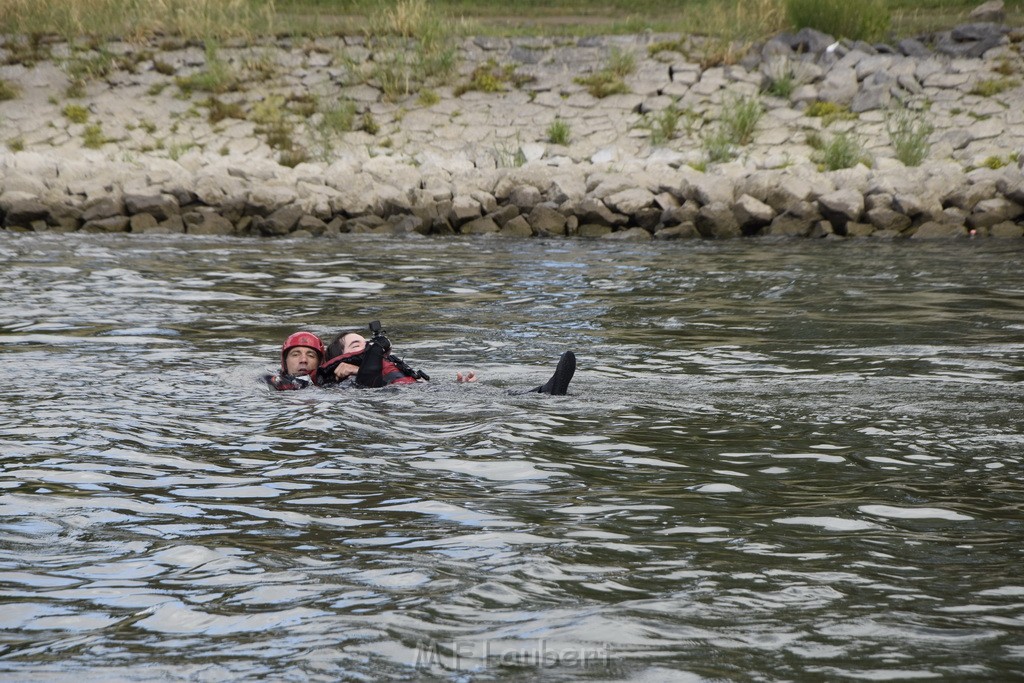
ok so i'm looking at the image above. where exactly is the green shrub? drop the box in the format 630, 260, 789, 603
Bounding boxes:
575, 70, 629, 98
0, 79, 20, 101
250, 94, 286, 125
455, 59, 521, 96
969, 77, 1020, 97
980, 155, 1007, 170
805, 100, 857, 126
605, 47, 636, 79
574, 47, 636, 98
547, 117, 571, 145
813, 132, 871, 170
65, 48, 116, 83
82, 122, 108, 148
417, 89, 440, 106
320, 99, 356, 135
765, 70, 795, 98
785, 0, 890, 42
886, 104, 933, 167
360, 111, 379, 135
721, 94, 763, 145
175, 42, 238, 95
702, 127, 735, 163
761, 57, 817, 99
62, 103, 89, 123
645, 104, 682, 145
205, 97, 245, 123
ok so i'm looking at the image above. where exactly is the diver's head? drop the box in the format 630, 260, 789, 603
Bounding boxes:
326, 331, 366, 360
281, 331, 324, 376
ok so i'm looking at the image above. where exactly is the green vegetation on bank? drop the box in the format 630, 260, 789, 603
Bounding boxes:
1, 0, 1021, 43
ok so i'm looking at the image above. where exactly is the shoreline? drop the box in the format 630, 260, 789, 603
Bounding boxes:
1, 17, 1023, 240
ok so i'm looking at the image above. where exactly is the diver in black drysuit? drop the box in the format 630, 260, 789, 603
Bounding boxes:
327, 326, 576, 395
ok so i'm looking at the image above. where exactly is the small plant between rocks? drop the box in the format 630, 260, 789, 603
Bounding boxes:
175, 42, 240, 95
808, 130, 872, 170
969, 76, 1020, 97
721, 94, 763, 145
805, 100, 858, 126
62, 103, 89, 123
886, 103, 934, 167
82, 122, 110, 148
546, 118, 571, 145
455, 59, 531, 96
574, 47, 635, 98
0, 79, 20, 100
643, 104, 683, 145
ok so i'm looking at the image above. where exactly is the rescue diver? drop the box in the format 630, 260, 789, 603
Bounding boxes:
265, 322, 575, 395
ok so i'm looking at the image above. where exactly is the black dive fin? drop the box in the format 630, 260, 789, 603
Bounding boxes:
532, 351, 576, 395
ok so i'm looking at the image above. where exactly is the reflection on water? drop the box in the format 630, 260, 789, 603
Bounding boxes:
1, 233, 1023, 680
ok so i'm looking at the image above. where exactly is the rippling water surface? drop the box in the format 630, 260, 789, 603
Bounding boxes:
1, 233, 1023, 681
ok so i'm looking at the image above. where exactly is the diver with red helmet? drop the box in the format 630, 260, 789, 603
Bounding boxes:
264, 331, 328, 390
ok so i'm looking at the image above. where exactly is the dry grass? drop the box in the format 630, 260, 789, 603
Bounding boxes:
0, 0, 275, 42
1, 0, 1020, 43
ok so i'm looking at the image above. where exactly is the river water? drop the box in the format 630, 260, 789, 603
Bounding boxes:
1, 233, 1022, 681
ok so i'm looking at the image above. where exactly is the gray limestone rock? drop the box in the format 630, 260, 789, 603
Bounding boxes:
603, 227, 652, 241
254, 205, 303, 236
124, 193, 180, 221
606, 188, 655, 215
911, 221, 969, 239
696, 201, 741, 239
990, 221, 1024, 238
866, 207, 912, 232
81, 197, 125, 222
968, 197, 1024, 229
461, 216, 501, 235
732, 194, 775, 228
818, 188, 865, 227
3, 198, 50, 228
82, 216, 130, 233
764, 213, 812, 237
500, 215, 534, 237
528, 205, 567, 235
186, 210, 235, 236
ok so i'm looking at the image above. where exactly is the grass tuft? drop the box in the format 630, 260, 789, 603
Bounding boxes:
886, 103, 933, 167
175, 42, 239, 95
809, 131, 872, 170
62, 103, 90, 123
82, 122, 109, 148
455, 59, 530, 96
721, 94, 763, 146
641, 104, 685, 146
0, 79, 21, 101
805, 100, 858, 126
969, 77, 1020, 97
574, 47, 635, 98
785, 0, 890, 42
547, 117, 571, 145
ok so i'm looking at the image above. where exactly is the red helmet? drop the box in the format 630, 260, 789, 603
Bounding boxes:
281, 331, 325, 371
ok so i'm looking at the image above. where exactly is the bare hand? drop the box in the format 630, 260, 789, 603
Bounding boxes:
456, 371, 477, 383
333, 362, 360, 380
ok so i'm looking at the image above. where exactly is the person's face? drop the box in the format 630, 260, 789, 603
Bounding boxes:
340, 333, 366, 354
285, 346, 320, 376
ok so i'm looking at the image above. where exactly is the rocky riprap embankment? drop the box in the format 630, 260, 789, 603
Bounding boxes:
1, 0, 1023, 239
